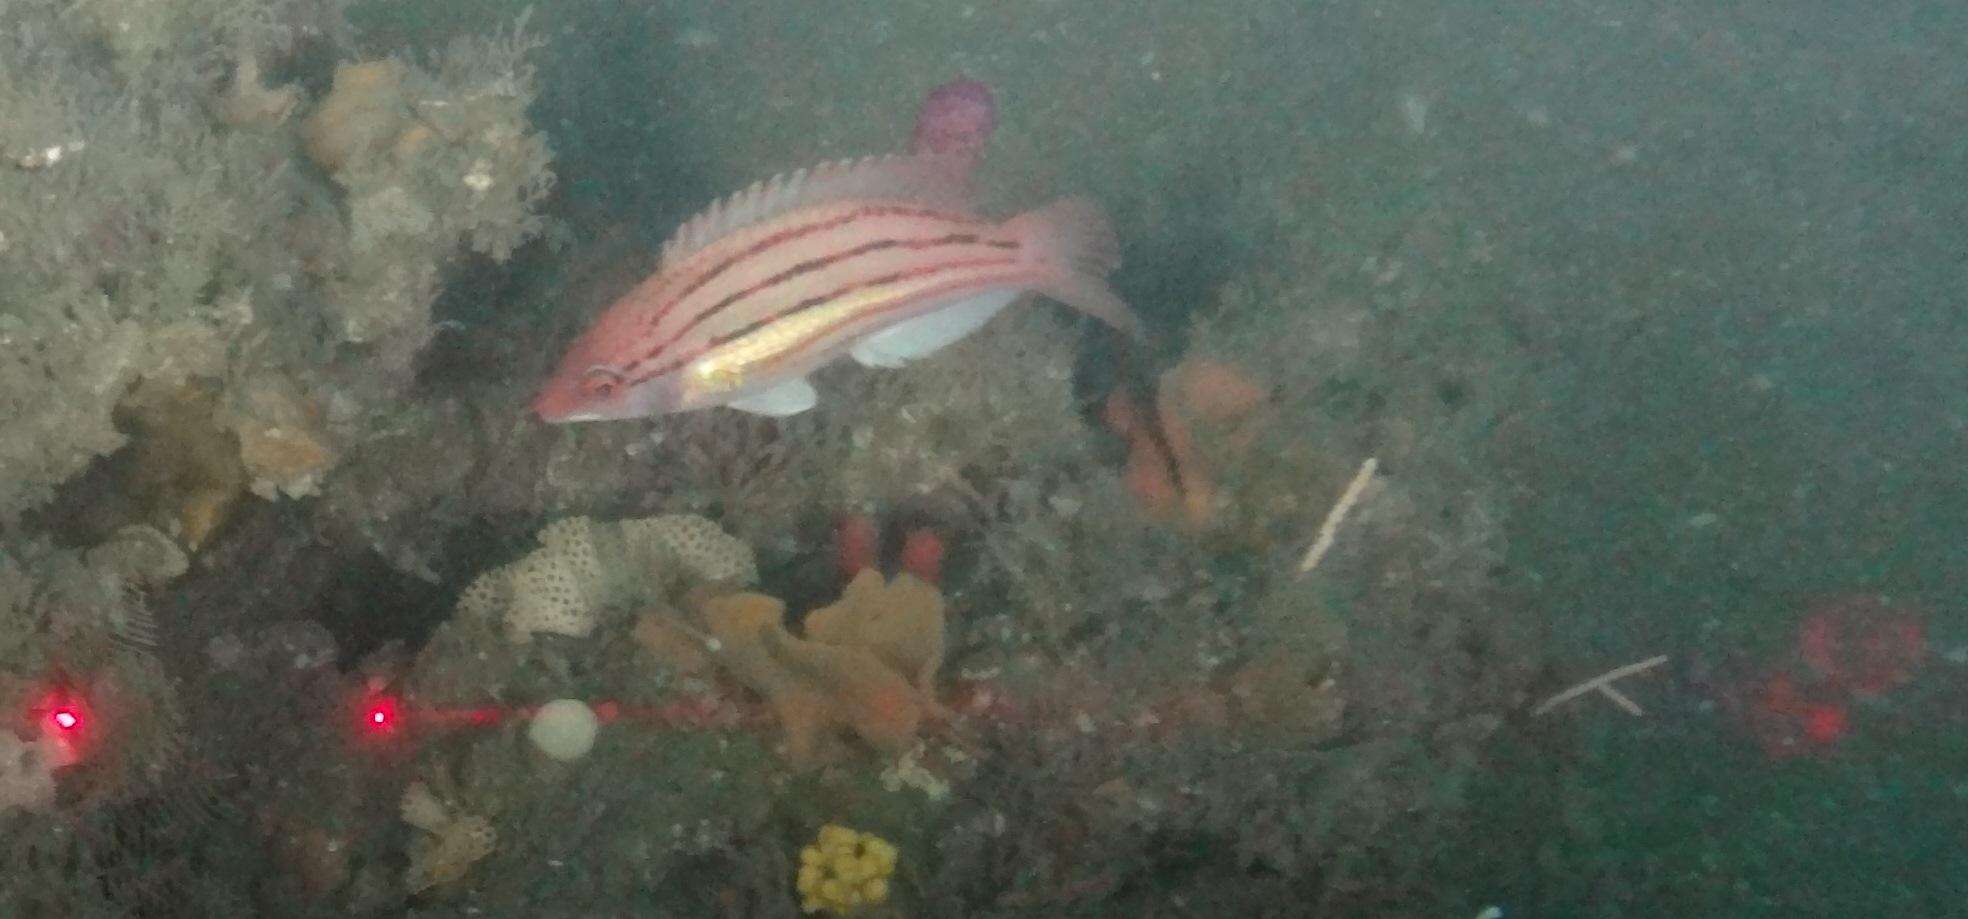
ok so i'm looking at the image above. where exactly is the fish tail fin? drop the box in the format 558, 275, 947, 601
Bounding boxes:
1012, 196, 1122, 276
1009, 197, 1145, 340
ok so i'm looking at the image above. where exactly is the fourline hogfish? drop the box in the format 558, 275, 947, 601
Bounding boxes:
532, 81, 1143, 422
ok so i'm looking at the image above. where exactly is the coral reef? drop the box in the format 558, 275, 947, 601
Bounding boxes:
68, 0, 353, 79
0, 0, 1947, 913
815, 309, 1099, 514
397, 511, 766, 783
0, 8, 562, 913
0, 526, 202, 914
0, 0, 551, 534
0, 532, 184, 801
638, 410, 822, 547
1146, 132, 1540, 745
302, 37, 553, 364
972, 472, 1198, 653
6, 7, 1548, 914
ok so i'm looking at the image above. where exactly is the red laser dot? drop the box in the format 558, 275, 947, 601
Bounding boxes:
362, 696, 401, 734
51, 708, 80, 731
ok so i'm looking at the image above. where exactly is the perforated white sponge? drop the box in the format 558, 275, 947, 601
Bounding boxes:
619, 514, 758, 585
455, 514, 756, 644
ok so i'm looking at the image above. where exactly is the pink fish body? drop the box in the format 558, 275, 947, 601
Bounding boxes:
533, 153, 1141, 422
536, 79, 1136, 422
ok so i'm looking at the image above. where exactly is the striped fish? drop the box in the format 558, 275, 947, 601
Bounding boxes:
532, 154, 1142, 422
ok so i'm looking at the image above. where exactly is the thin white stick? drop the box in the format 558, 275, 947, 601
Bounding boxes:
1297, 456, 1378, 575
1595, 684, 1644, 716
1532, 654, 1669, 716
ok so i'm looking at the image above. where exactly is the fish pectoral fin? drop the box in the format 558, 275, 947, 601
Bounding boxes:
725, 377, 818, 417
850, 290, 1020, 369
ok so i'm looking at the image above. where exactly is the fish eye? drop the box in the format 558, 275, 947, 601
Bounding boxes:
580, 366, 625, 397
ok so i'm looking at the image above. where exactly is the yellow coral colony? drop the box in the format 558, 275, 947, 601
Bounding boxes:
796, 824, 897, 915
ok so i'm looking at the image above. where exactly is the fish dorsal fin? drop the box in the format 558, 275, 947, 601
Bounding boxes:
658, 154, 970, 270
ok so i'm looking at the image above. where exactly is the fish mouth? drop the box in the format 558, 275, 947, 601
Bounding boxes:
530, 386, 580, 423
531, 366, 687, 422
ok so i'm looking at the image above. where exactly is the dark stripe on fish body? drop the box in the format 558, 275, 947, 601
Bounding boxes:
744, 259, 1031, 377
635, 253, 1024, 385
656, 231, 1008, 353
624, 213, 1016, 379
640, 205, 974, 336
716, 256, 1025, 351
